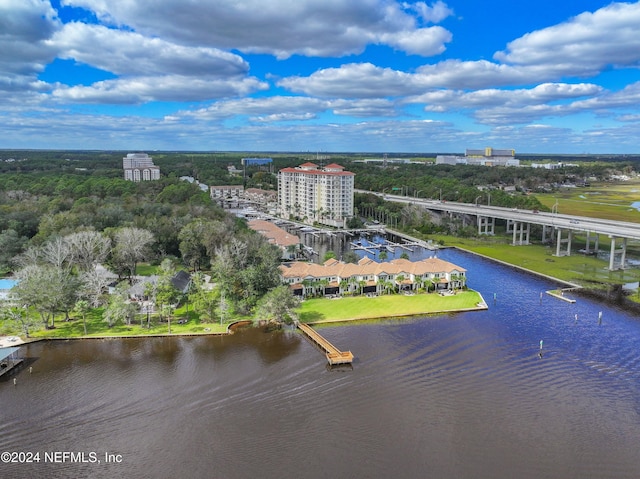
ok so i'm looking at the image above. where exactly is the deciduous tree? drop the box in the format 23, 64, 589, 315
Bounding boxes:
111, 227, 154, 282
256, 285, 301, 325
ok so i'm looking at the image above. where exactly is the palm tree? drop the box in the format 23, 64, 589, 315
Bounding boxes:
380, 278, 393, 295
348, 277, 359, 295
301, 279, 313, 298
339, 279, 349, 296
423, 279, 434, 293
318, 278, 330, 296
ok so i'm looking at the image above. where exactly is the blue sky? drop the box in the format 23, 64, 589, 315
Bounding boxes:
2, 0, 640, 153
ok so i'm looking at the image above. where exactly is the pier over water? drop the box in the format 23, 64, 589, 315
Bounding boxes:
297, 323, 353, 365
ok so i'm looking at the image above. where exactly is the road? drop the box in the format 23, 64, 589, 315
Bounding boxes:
357, 190, 640, 241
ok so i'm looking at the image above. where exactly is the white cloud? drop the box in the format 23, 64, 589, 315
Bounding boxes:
403, 1, 454, 23
170, 96, 398, 124
251, 112, 317, 123
277, 2, 640, 100
380, 27, 451, 56
279, 63, 419, 98
278, 60, 606, 101
52, 76, 268, 103
465, 81, 640, 126
411, 83, 602, 111
62, 0, 453, 58
49, 23, 249, 77
494, 2, 640, 75
43, 21, 267, 104
330, 98, 398, 117
0, 0, 60, 89
5, 104, 640, 153
569, 81, 640, 111
617, 114, 640, 122
3, 1, 640, 153
174, 96, 330, 121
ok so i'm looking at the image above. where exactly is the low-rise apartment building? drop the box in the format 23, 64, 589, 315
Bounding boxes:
279, 256, 466, 297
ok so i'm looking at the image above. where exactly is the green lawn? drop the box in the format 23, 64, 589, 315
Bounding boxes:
535, 180, 640, 223
135, 263, 160, 276
297, 290, 485, 323
4, 307, 236, 339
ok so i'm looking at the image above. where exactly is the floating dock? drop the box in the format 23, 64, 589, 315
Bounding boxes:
297, 323, 353, 365
546, 290, 576, 303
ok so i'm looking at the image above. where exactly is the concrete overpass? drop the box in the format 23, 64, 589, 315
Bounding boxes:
359, 190, 640, 270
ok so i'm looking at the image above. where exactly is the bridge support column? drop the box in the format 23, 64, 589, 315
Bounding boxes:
512, 222, 530, 245
506, 219, 514, 234
555, 228, 572, 256
609, 236, 627, 270
584, 232, 599, 254
542, 225, 548, 243
477, 215, 495, 235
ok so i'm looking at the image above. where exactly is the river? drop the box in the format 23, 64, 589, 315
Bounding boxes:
2, 247, 640, 478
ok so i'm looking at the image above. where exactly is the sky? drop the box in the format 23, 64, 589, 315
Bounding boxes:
2, 0, 640, 154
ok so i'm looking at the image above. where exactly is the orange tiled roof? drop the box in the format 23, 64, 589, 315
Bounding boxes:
248, 219, 301, 248
279, 257, 465, 280
279, 162, 355, 176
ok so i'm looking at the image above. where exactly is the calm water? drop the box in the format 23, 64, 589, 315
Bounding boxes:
2, 248, 640, 479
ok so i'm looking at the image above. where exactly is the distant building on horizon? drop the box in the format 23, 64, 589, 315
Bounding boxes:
123, 153, 161, 182
436, 147, 519, 167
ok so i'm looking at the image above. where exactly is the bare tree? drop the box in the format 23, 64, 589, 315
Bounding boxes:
40, 236, 73, 271
12, 245, 42, 269
79, 266, 113, 307
66, 231, 111, 272
112, 227, 154, 282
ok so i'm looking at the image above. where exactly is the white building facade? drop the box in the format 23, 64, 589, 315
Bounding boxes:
278, 162, 354, 228
436, 147, 519, 167
123, 153, 161, 182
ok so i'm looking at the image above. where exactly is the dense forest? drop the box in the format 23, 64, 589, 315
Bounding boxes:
2, 150, 637, 269
0, 150, 638, 331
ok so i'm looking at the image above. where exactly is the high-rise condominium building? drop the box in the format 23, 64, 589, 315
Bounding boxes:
278, 162, 354, 228
123, 153, 161, 182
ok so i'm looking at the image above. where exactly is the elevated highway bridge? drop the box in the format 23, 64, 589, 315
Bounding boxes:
359, 190, 640, 270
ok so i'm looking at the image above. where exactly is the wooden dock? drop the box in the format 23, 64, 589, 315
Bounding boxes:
297, 323, 353, 365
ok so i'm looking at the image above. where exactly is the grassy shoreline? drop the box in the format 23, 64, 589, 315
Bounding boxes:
3, 289, 487, 342
298, 290, 487, 324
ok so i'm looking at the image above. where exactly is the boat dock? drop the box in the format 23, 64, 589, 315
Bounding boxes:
546, 290, 577, 303
0, 347, 24, 378
297, 323, 353, 365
